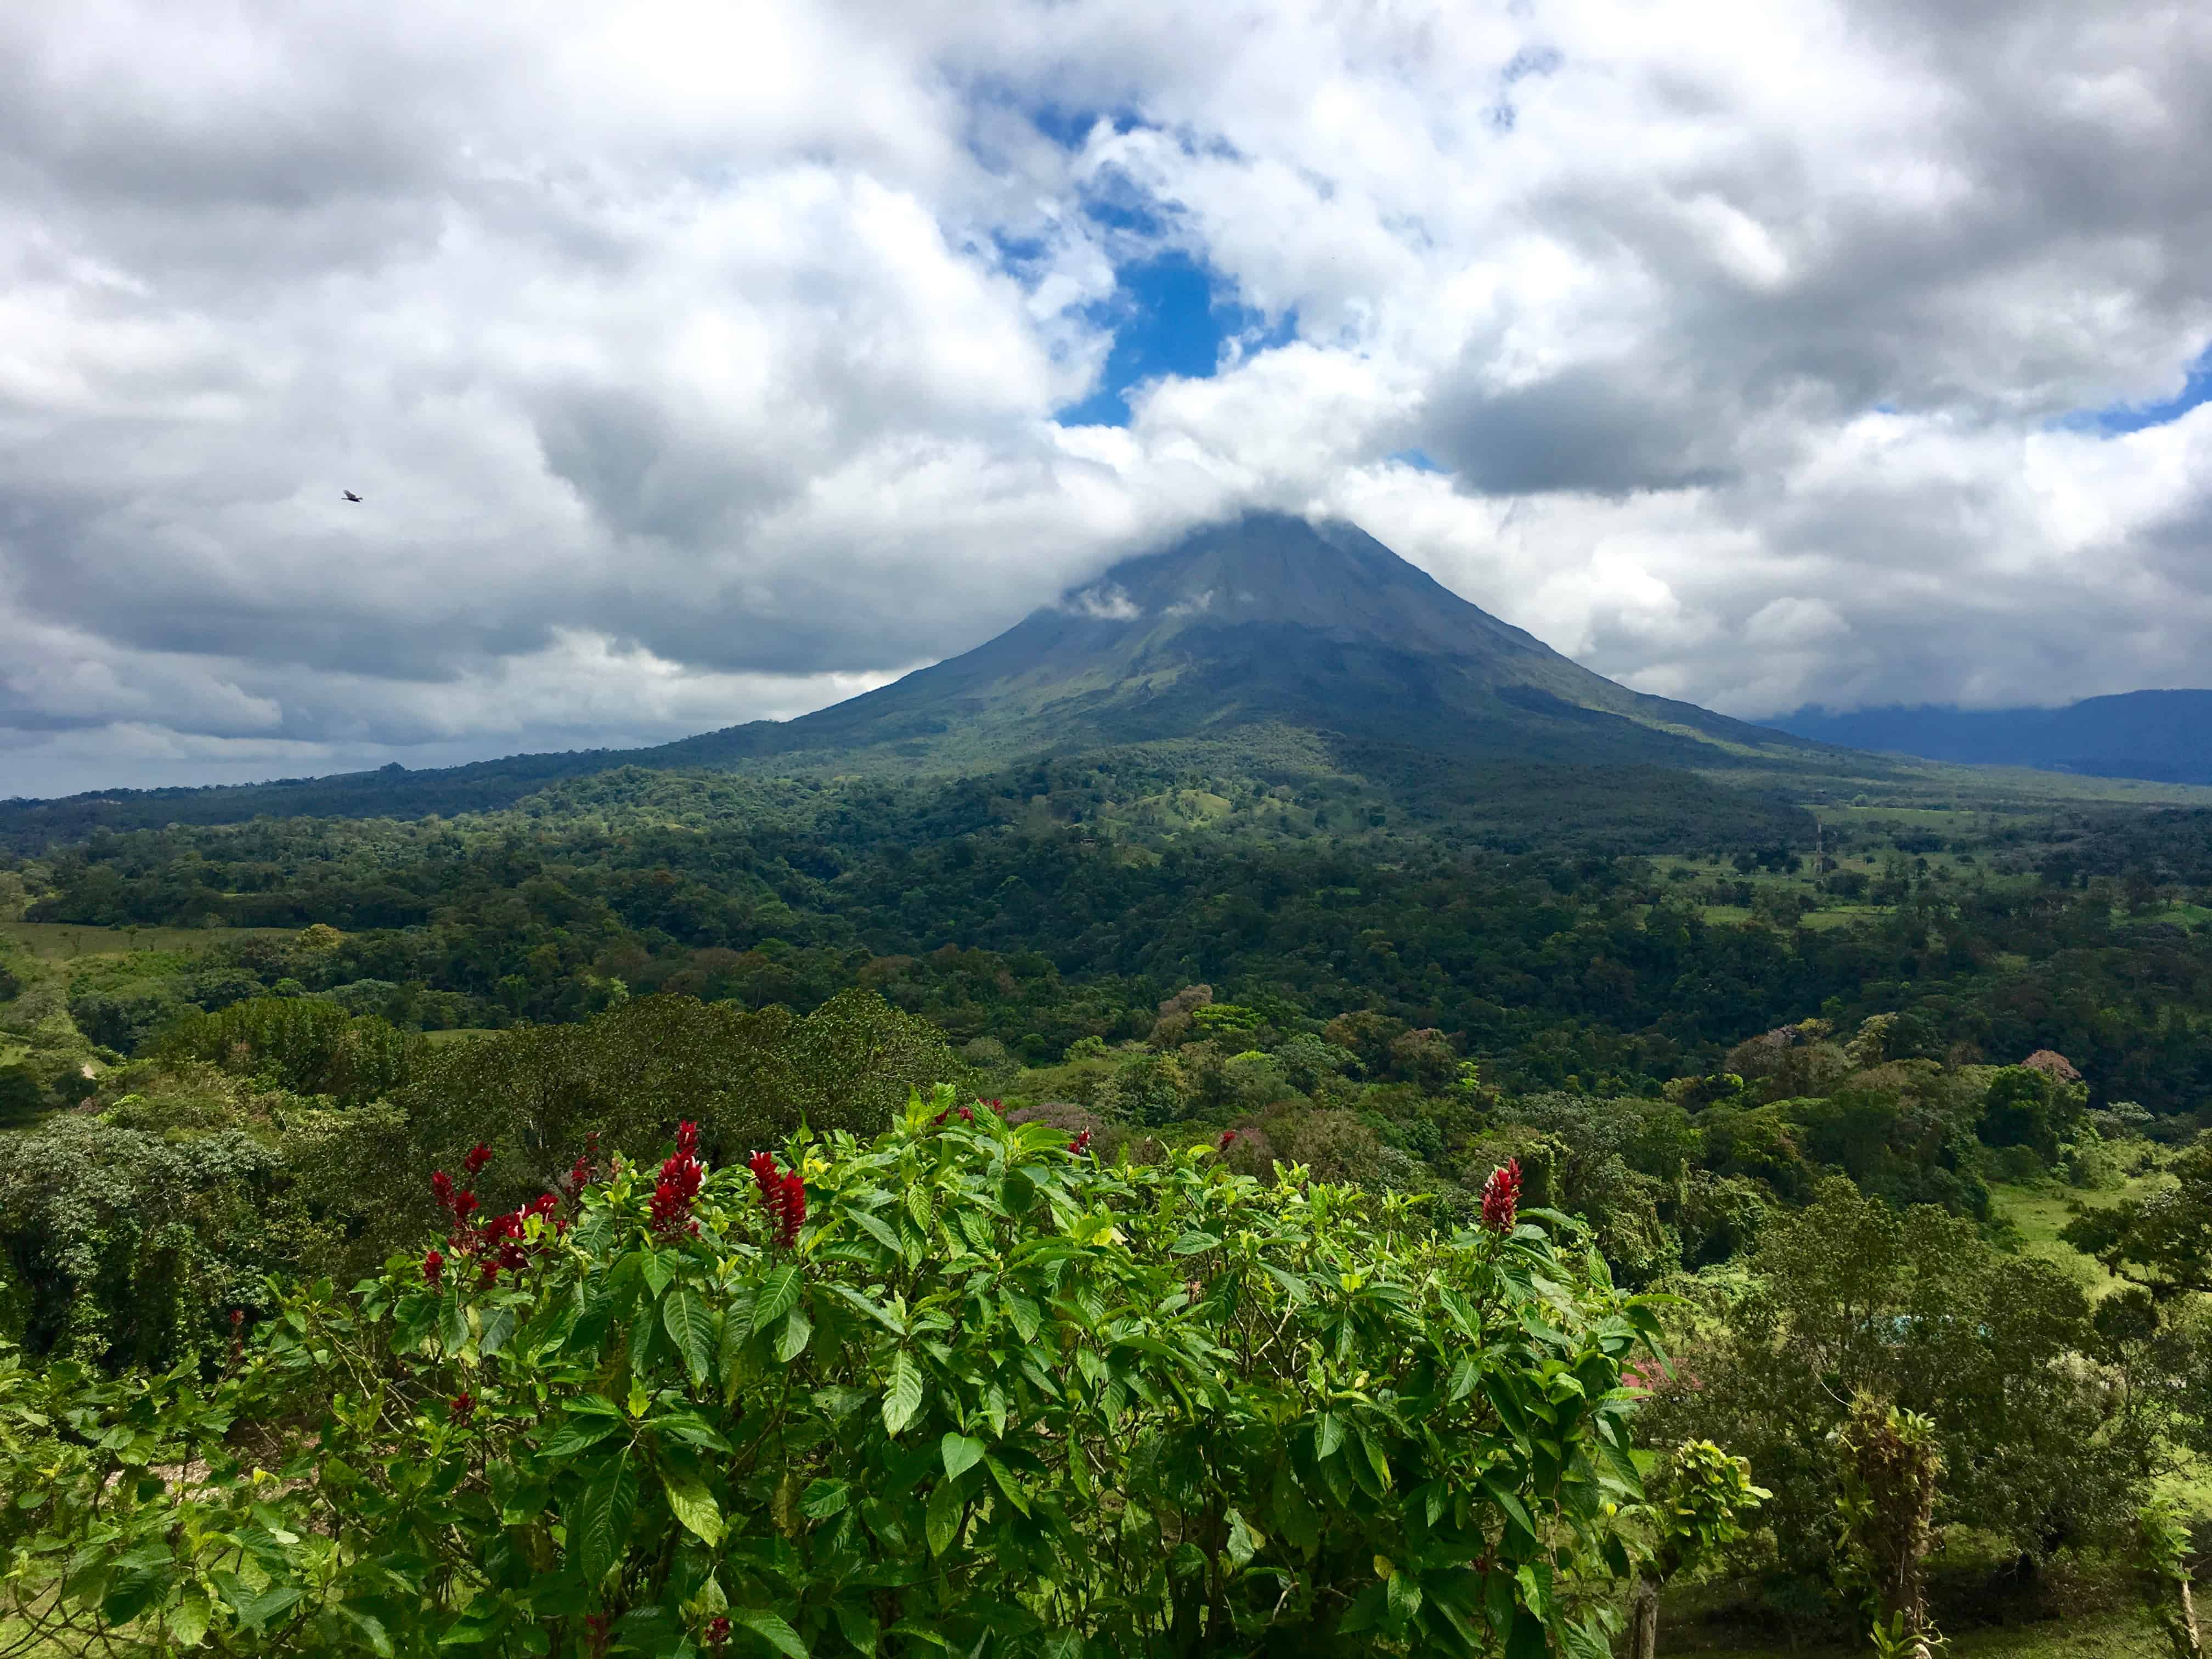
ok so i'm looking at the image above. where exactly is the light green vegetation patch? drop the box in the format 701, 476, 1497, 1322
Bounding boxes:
0, 920, 291, 963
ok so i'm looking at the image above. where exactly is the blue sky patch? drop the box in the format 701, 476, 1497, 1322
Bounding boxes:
2063, 345, 2212, 435
1054, 252, 1286, 427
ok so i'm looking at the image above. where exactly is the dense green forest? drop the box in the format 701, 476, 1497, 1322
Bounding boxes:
4, 747, 2211, 1655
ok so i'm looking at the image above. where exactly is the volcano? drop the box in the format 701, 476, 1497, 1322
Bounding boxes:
662, 510, 1815, 769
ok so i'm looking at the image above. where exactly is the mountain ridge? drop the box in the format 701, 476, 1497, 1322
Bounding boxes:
1765, 690, 2212, 785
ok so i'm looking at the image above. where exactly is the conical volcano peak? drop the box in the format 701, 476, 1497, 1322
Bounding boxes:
1051, 510, 1553, 661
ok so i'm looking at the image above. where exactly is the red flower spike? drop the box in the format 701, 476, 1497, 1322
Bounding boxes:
707, 1616, 732, 1651
423, 1248, 445, 1285
450, 1392, 476, 1420
650, 1130, 707, 1237
1071, 1128, 1092, 1155
1219, 1130, 1237, 1149
464, 1143, 492, 1178
431, 1170, 454, 1205
1481, 1158, 1522, 1235
956, 1105, 973, 1123
775, 1170, 806, 1247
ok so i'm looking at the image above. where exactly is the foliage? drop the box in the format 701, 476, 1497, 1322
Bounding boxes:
0, 1107, 315, 1370
1644, 1181, 2159, 1591
155, 994, 421, 1105
2, 1092, 1672, 1657
2063, 1132, 2212, 1297
2132, 1500, 2206, 1659
1833, 1398, 1943, 1642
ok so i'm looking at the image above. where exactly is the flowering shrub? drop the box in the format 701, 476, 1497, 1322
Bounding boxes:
2, 1088, 1675, 1657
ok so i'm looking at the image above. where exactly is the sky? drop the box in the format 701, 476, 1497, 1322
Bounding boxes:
3, 1, 2210, 798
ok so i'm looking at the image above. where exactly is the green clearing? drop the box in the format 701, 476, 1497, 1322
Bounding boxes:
0, 920, 291, 963
1989, 1164, 2170, 1297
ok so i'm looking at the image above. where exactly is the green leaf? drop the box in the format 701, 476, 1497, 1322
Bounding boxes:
883, 1351, 924, 1437
540, 1414, 622, 1459
833, 1600, 879, 1656
800, 1479, 852, 1520
774, 1308, 812, 1363
731, 1607, 810, 1658
169, 1593, 212, 1649
753, 1265, 802, 1334
940, 1432, 985, 1482
1385, 1567, 1423, 1628
1171, 1231, 1222, 1254
1224, 1507, 1260, 1567
925, 1480, 963, 1558
847, 1207, 902, 1255
225, 1583, 304, 1634
1314, 1411, 1344, 1459
662, 1290, 716, 1389
662, 1469, 724, 1545
1480, 1472, 1538, 1544
572, 1451, 639, 1585
439, 1290, 468, 1355
639, 1250, 675, 1297
343, 1608, 395, 1658
1002, 1291, 1041, 1343
984, 1454, 1030, 1517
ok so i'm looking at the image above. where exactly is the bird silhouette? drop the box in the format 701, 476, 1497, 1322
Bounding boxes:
342, 490, 362, 503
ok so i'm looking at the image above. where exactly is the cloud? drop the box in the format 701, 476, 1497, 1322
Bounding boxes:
3, 0, 2211, 794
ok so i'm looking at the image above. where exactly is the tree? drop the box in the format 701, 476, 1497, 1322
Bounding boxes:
1627, 1440, 1767, 1659
1646, 1180, 2151, 1603
1834, 1398, 1941, 1650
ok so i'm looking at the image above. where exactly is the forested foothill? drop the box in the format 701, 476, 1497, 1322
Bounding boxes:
5, 745, 2212, 1655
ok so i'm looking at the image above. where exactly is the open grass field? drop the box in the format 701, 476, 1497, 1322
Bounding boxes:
0, 920, 292, 963
1988, 1160, 2172, 1298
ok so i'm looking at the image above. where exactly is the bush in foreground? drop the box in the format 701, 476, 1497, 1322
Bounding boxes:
4, 1093, 1677, 1657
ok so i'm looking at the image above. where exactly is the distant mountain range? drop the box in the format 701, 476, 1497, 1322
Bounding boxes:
1764, 691, 2212, 786
3, 511, 1846, 843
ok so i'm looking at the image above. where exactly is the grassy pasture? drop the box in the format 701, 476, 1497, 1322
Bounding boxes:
0, 920, 292, 963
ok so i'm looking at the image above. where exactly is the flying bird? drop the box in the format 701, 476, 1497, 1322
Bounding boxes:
342, 490, 362, 503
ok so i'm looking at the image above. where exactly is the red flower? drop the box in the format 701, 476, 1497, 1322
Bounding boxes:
449, 1392, 476, 1420
464, 1143, 492, 1178
748, 1149, 778, 1197
748, 1152, 804, 1246
775, 1170, 806, 1248
1070, 1128, 1092, 1155
956, 1105, 973, 1123
706, 1617, 731, 1651
423, 1248, 445, 1285
1481, 1158, 1522, 1235
1218, 1130, 1238, 1149
228, 1307, 243, 1327
651, 1122, 707, 1237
